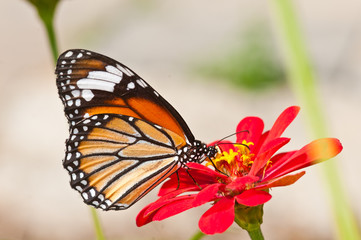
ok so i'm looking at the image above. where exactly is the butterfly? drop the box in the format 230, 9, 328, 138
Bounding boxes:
56, 49, 218, 210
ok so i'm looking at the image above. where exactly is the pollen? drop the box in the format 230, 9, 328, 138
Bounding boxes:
206, 140, 255, 177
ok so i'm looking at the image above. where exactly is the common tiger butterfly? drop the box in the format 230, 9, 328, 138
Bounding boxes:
56, 49, 218, 210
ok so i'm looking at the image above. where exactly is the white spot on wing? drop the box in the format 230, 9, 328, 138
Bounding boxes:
88, 71, 122, 84
116, 64, 134, 76
136, 79, 147, 88
77, 78, 116, 93
106, 65, 123, 77
82, 192, 88, 200
71, 90, 80, 97
127, 82, 135, 90
89, 188, 96, 197
77, 53, 83, 58
65, 51, 73, 57
82, 89, 94, 101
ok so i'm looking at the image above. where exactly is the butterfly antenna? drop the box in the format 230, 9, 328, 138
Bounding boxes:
213, 130, 249, 145
216, 142, 251, 151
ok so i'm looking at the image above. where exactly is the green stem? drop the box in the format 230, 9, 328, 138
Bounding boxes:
42, 15, 59, 64
269, 0, 361, 239
28, 1, 107, 239
234, 203, 264, 240
91, 208, 106, 240
189, 230, 205, 240
31, 1, 59, 64
247, 227, 264, 240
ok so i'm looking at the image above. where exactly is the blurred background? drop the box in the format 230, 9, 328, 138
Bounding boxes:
0, 0, 360, 239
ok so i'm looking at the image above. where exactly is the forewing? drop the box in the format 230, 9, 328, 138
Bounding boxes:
56, 49, 194, 144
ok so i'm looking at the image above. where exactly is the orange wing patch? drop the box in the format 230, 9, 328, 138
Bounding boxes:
118, 163, 178, 206
135, 120, 171, 145
102, 157, 177, 204
87, 127, 136, 143
87, 160, 137, 191
80, 155, 119, 173
78, 141, 127, 155
127, 97, 186, 141
105, 116, 140, 136
118, 141, 175, 158
75, 59, 107, 70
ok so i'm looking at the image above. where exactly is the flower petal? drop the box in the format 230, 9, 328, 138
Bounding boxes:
158, 174, 200, 196
226, 175, 258, 192
255, 171, 306, 190
235, 189, 272, 206
158, 163, 227, 196
236, 117, 264, 151
263, 138, 342, 181
266, 106, 300, 142
198, 197, 235, 234
193, 183, 223, 207
136, 194, 196, 226
249, 137, 290, 176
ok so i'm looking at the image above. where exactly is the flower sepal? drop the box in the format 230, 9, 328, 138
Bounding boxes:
234, 202, 265, 240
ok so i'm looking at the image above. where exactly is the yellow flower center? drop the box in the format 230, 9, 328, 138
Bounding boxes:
207, 140, 255, 177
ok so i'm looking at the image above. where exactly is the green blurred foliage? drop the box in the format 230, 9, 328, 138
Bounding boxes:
26, 0, 60, 22
198, 22, 285, 91
25, 0, 60, 62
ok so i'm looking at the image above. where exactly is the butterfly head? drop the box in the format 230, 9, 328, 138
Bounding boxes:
179, 140, 220, 165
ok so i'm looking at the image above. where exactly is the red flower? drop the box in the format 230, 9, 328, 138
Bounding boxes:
136, 106, 343, 234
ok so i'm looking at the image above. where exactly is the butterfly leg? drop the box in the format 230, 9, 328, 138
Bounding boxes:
208, 158, 229, 177
185, 168, 202, 190
176, 171, 180, 190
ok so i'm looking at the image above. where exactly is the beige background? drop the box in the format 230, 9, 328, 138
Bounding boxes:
0, 0, 360, 239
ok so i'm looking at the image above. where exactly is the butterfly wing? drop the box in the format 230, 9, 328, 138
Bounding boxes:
65, 114, 187, 210
56, 49, 197, 209
56, 49, 194, 144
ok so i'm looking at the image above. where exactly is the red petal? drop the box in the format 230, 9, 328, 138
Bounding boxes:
235, 189, 272, 206
226, 175, 258, 191
193, 183, 223, 207
255, 171, 305, 190
265, 106, 300, 143
158, 174, 200, 196
136, 194, 196, 226
136, 203, 157, 226
263, 138, 343, 181
198, 197, 235, 234
159, 163, 226, 196
252, 131, 269, 155
249, 137, 290, 176
186, 162, 229, 181
268, 151, 297, 168
236, 117, 264, 152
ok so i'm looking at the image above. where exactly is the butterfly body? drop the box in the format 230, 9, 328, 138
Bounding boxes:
56, 49, 216, 210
